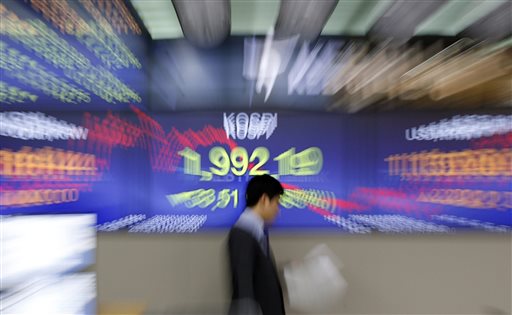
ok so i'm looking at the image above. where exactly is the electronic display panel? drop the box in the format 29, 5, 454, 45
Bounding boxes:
1, 109, 510, 233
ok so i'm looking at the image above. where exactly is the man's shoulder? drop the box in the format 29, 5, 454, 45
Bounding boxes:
229, 226, 253, 238
228, 226, 258, 243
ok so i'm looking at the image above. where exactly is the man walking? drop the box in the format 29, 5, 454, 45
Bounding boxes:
228, 174, 285, 315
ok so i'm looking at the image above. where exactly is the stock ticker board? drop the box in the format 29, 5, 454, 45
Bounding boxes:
0, 0, 148, 111
0, 1, 510, 234
0, 109, 511, 234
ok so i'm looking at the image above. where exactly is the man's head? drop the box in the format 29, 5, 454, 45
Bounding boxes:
246, 174, 284, 223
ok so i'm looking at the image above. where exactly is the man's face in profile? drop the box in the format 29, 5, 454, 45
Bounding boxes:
262, 194, 281, 223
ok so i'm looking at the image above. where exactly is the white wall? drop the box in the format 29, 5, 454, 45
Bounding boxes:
96, 232, 511, 315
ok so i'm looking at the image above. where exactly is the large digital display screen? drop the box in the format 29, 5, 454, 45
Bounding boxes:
1, 109, 510, 233
0, 214, 96, 315
0, 214, 96, 289
0, 0, 148, 111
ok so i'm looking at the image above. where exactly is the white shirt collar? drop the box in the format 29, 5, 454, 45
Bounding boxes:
234, 208, 265, 241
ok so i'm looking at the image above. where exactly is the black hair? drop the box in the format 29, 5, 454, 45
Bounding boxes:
245, 174, 284, 207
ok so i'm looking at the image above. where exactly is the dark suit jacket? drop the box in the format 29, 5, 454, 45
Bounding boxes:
228, 227, 285, 315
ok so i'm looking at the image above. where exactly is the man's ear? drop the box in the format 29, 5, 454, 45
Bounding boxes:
259, 193, 269, 206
